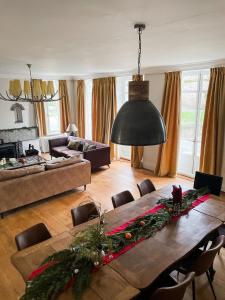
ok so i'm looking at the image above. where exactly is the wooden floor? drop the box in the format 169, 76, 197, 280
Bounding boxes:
0, 160, 224, 300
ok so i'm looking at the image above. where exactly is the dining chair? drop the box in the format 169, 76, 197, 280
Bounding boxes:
193, 171, 223, 196
71, 202, 99, 226
111, 190, 135, 209
15, 223, 52, 251
137, 179, 156, 197
177, 235, 225, 300
149, 272, 195, 300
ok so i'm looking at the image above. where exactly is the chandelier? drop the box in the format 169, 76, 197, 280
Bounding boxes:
0, 64, 62, 103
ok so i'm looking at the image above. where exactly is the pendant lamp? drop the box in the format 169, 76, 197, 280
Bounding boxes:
111, 24, 166, 146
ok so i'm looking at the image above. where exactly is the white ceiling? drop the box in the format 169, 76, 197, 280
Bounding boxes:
0, 0, 225, 78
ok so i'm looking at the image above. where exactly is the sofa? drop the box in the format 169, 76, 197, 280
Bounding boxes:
49, 137, 110, 170
0, 158, 91, 218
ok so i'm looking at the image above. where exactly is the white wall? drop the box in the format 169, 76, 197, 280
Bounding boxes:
0, 78, 35, 129
142, 73, 165, 171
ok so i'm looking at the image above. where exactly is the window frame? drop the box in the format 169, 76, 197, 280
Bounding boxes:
178, 69, 209, 177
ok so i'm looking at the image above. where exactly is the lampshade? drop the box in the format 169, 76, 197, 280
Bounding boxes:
66, 123, 78, 132
111, 81, 166, 146
23, 80, 31, 97
9, 80, 14, 96
47, 81, 55, 96
33, 80, 42, 98
12, 80, 22, 97
41, 81, 47, 96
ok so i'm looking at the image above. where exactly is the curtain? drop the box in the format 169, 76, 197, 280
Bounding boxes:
155, 71, 181, 177
76, 80, 85, 138
59, 80, 71, 133
35, 102, 47, 136
92, 77, 117, 160
34, 79, 47, 137
200, 67, 225, 176
131, 74, 144, 168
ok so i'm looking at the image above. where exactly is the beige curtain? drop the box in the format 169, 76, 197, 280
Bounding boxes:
34, 79, 47, 137
200, 67, 225, 175
92, 77, 117, 160
131, 74, 144, 168
76, 80, 85, 138
155, 71, 181, 177
59, 80, 71, 133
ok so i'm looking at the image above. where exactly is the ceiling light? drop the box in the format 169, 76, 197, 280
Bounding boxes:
111, 24, 166, 146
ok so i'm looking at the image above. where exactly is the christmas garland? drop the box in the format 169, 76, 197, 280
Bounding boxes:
21, 187, 209, 300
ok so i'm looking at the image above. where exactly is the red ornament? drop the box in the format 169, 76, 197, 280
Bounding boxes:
125, 232, 132, 239
139, 220, 145, 227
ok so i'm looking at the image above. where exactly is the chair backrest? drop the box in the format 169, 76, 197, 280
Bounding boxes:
111, 190, 135, 209
189, 235, 225, 276
137, 179, 156, 197
71, 202, 99, 226
150, 272, 195, 300
15, 223, 52, 251
194, 171, 223, 196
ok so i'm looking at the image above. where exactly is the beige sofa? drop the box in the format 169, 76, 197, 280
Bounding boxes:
0, 159, 91, 218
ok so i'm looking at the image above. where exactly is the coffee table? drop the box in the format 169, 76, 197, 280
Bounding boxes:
0, 155, 46, 170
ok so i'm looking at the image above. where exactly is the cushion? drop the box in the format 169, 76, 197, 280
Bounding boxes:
83, 142, 90, 152
0, 165, 45, 182
46, 157, 66, 164
45, 156, 82, 170
67, 140, 81, 150
87, 144, 97, 151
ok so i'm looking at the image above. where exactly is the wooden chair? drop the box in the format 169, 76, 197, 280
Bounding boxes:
149, 272, 195, 300
177, 235, 225, 300
194, 171, 223, 196
137, 179, 156, 197
71, 202, 99, 226
111, 190, 135, 209
15, 223, 52, 251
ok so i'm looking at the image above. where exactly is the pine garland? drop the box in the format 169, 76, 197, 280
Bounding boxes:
21, 188, 209, 300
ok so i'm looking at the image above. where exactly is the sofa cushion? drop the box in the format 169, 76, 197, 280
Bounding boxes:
0, 165, 45, 182
68, 139, 81, 150
45, 156, 82, 170
60, 149, 82, 158
87, 144, 97, 151
52, 146, 70, 153
83, 142, 90, 152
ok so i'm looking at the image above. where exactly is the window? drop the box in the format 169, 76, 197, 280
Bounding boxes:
84, 79, 92, 140
45, 80, 60, 135
116, 76, 132, 160
178, 70, 210, 177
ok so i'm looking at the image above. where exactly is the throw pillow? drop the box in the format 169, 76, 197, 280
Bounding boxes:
78, 142, 84, 152
67, 140, 81, 150
87, 144, 97, 151
83, 142, 90, 152
0, 165, 45, 182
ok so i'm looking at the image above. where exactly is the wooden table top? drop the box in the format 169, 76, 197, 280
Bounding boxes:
11, 185, 225, 299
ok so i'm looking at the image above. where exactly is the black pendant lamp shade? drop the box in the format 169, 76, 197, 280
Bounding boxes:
111, 23, 166, 146
111, 80, 166, 146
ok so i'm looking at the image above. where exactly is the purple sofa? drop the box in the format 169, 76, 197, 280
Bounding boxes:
48, 137, 110, 170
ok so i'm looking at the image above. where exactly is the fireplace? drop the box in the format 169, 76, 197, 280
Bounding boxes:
0, 143, 17, 159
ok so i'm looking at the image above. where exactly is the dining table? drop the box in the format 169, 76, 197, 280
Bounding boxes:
11, 185, 225, 299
